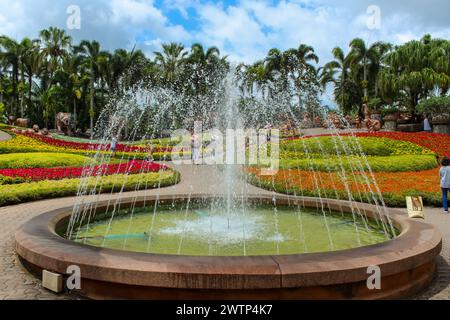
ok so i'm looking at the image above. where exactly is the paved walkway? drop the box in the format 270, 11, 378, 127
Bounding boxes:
0, 163, 449, 299
0, 130, 12, 142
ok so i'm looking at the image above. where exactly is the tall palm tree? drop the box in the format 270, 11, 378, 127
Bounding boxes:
77, 40, 108, 137
323, 47, 361, 114
154, 43, 187, 87
0, 36, 20, 115
186, 43, 226, 95
348, 39, 389, 101
22, 42, 45, 117
285, 44, 319, 110
59, 54, 86, 129
378, 35, 450, 114
39, 27, 72, 88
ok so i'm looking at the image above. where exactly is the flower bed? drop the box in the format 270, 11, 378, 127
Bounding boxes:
247, 167, 442, 207
0, 134, 176, 160
298, 132, 449, 158
0, 160, 167, 182
0, 170, 180, 207
18, 132, 173, 153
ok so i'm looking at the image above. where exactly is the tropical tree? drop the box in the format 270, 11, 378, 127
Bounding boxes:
39, 27, 72, 88
0, 36, 21, 115
284, 44, 319, 111
154, 43, 187, 88
378, 35, 450, 115
76, 40, 108, 137
322, 47, 361, 114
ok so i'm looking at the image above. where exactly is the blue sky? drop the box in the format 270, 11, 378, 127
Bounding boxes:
1, 0, 450, 106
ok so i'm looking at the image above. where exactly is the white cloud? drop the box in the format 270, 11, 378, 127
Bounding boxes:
1, 0, 449, 66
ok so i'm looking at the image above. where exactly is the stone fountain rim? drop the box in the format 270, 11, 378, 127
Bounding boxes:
15, 193, 442, 291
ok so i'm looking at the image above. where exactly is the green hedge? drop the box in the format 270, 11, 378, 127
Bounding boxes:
281, 136, 433, 156
0, 170, 180, 207
277, 154, 438, 172
0, 152, 90, 169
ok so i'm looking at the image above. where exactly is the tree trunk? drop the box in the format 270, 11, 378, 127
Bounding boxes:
73, 98, 77, 131
28, 75, 32, 116
363, 59, 368, 99
20, 60, 25, 118
89, 72, 94, 139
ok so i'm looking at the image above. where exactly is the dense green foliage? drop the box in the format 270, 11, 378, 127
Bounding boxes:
320, 35, 450, 115
416, 96, 450, 115
2, 27, 448, 132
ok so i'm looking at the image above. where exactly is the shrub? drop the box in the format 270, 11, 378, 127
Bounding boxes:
281, 136, 432, 157
0, 152, 89, 169
0, 170, 180, 207
277, 154, 437, 172
416, 96, 450, 115
0, 175, 25, 185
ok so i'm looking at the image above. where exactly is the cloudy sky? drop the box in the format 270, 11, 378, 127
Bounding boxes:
1, 0, 450, 65
1, 0, 449, 105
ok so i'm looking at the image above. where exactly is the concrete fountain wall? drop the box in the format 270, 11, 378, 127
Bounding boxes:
15, 194, 442, 300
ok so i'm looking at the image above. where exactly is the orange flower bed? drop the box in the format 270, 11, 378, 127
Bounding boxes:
247, 167, 441, 195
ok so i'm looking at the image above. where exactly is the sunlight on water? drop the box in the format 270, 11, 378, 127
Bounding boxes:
73, 204, 392, 256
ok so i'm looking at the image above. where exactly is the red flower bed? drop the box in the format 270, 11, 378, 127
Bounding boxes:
299, 132, 450, 157
0, 160, 167, 181
18, 132, 173, 153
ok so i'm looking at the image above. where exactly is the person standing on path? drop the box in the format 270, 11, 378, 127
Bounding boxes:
191, 133, 201, 165
424, 115, 432, 132
440, 157, 450, 213
110, 136, 118, 157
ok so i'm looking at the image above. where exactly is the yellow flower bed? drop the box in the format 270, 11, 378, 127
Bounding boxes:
0, 170, 180, 206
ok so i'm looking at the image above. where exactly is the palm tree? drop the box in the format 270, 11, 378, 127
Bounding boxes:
348, 39, 390, 102
77, 40, 108, 138
154, 43, 187, 87
103, 47, 147, 92
59, 54, 86, 129
0, 36, 21, 116
378, 35, 450, 115
39, 27, 72, 88
186, 43, 227, 95
285, 44, 319, 110
323, 47, 361, 114
22, 43, 45, 117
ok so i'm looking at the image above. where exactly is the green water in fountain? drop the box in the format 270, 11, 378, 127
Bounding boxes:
72, 204, 393, 256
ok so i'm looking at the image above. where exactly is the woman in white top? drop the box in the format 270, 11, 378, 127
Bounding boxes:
440, 157, 450, 213
423, 116, 432, 132
191, 134, 201, 164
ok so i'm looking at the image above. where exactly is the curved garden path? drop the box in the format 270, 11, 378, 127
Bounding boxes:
0, 162, 449, 299
0, 130, 12, 142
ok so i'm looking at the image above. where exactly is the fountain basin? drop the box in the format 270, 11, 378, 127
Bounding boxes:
15, 194, 442, 299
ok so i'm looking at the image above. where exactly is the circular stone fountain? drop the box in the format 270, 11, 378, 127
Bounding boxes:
15, 194, 442, 300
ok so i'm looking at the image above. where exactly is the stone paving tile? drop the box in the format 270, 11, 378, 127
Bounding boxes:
0, 163, 448, 299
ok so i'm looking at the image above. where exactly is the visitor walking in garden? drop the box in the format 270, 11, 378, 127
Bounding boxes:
191, 133, 201, 164
441, 157, 450, 213
423, 115, 432, 132
110, 136, 118, 156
